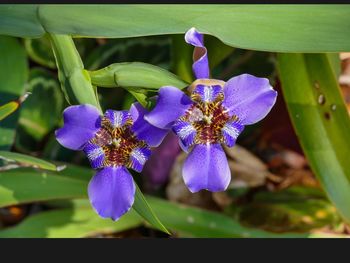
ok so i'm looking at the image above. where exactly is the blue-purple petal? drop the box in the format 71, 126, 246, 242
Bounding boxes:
83, 141, 106, 169
172, 119, 196, 149
185, 27, 210, 79
222, 74, 277, 125
88, 166, 135, 221
130, 102, 169, 147
55, 104, 101, 151
103, 110, 131, 128
145, 86, 193, 129
129, 146, 152, 173
182, 143, 231, 193
221, 121, 245, 147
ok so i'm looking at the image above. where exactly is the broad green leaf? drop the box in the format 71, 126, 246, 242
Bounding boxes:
1, 5, 350, 52
0, 5, 44, 38
133, 183, 170, 235
0, 205, 142, 238
0, 101, 19, 121
0, 36, 28, 150
0, 165, 169, 234
0, 169, 87, 208
0, 167, 347, 237
277, 53, 350, 223
0, 151, 61, 171
48, 34, 100, 111
89, 62, 188, 90
146, 196, 346, 238
24, 35, 56, 69
18, 68, 63, 141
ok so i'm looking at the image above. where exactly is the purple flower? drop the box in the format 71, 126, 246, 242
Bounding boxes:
145, 27, 277, 193
55, 102, 167, 220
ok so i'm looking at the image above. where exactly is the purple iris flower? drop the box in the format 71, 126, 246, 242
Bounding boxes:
55, 103, 167, 220
145, 27, 277, 193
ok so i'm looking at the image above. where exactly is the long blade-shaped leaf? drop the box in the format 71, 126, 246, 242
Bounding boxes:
0, 169, 87, 208
0, 36, 28, 150
0, 205, 142, 238
133, 183, 170, 235
0, 151, 61, 171
1, 5, 350, 52
277, 53, 350, 223
0, 101, 19, 121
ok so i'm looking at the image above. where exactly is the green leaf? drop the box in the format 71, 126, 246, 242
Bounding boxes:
1, 5, 350, 52
18, 68, 63, 141
133, 183, 170, 235
0, 151, 63, 172
0, 5, 44, 38
48, 34, 100, 111
0, 101, 19, 121
0, 167, 346, 237
146, 196, 346, 238
89, 62, 188, 90
0, 35, 28, 150
0, 205, 142, 238
277, 53, 350, 224
0, 168, 87, 208
24, 35, 56, 69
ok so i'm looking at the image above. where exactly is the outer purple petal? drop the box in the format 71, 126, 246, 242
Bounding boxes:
55, 104, 101, 151
145, 86, 193, 129
222, 74, 277, 125
185, 27, 210, 79
88, 166, 135, 221
129, 146, 152, 173
182, 143, 231, 193
130, 102, 168, 147
221, 121, 245, 147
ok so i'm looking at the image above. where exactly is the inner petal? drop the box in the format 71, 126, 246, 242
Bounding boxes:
103, 110, 132, 131
128, 146, 152, 172
172, 119, 197, 148
191, 84, 223, 103
84, 141, 106, 169
221, 120, 245, 147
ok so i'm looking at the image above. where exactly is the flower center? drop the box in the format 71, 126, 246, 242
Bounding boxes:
86, 113, 149, 169
173, 82, 240, 147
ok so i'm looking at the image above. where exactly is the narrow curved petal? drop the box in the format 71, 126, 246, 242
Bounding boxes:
130, 102, 169, 147
191, 84, 223, 103
129, 146, 152, 173
103, 110, 132, 128
222, 74, 277, 125
185, 27, 210, 79
182, 143, 231, 193
83, 141, 106, 169
172, 119, 196, 149
88, 166, 135, 221
55, 104, 101, 151
145, 86, 193, 129
221, 121, 245, 147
